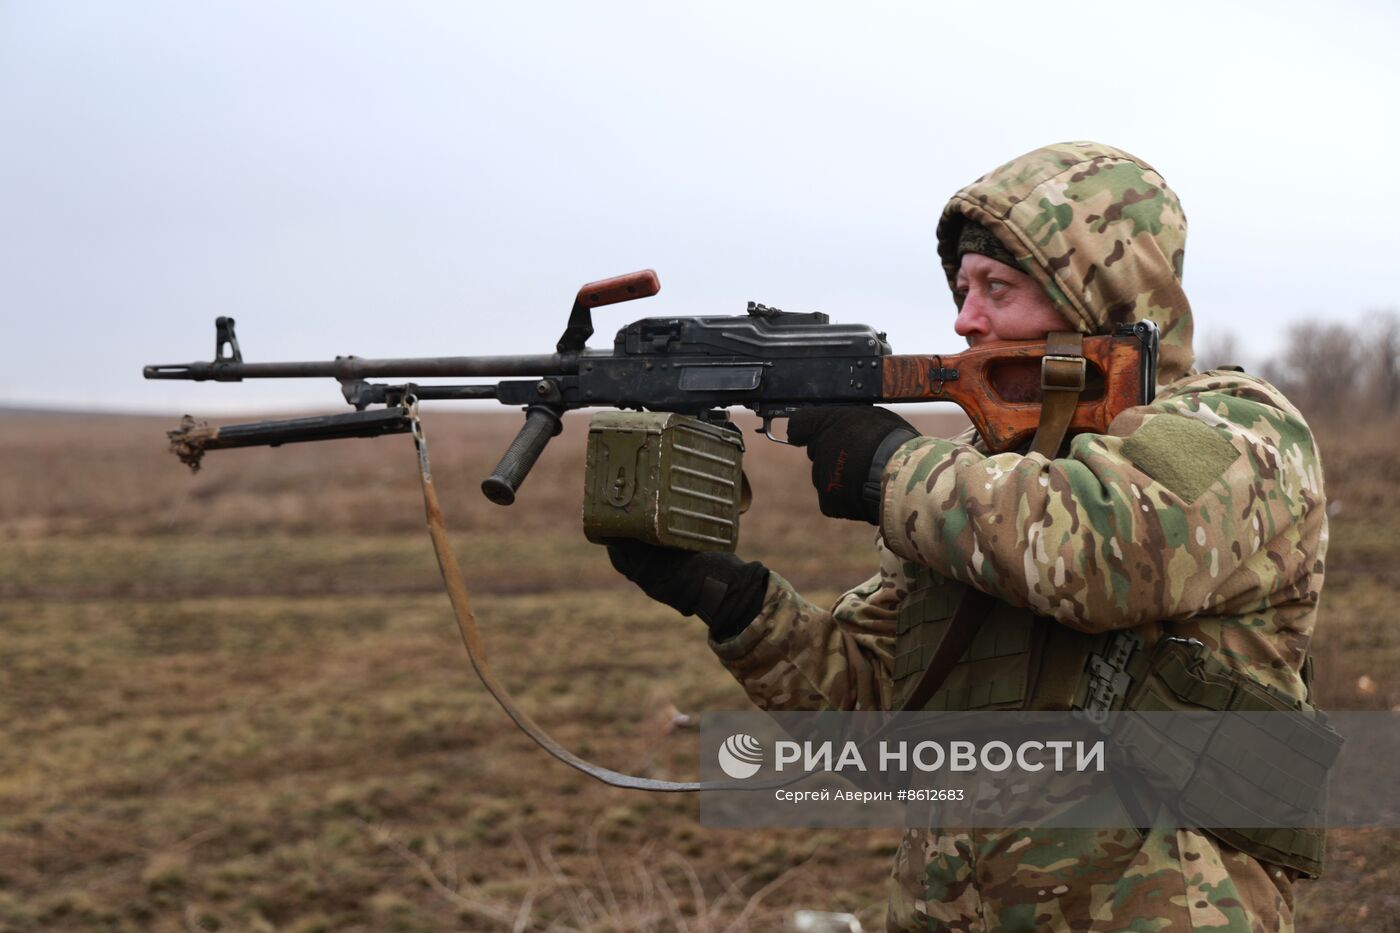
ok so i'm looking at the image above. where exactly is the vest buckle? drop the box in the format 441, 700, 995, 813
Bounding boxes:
1080, 629, 1143, 726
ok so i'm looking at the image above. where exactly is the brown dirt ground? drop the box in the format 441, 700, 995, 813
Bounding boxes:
1, 408, 1396, 931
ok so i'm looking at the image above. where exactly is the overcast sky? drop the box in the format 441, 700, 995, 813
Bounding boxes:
2, 1, 1398, 414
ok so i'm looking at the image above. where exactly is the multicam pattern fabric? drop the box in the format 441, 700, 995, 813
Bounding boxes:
888, 824, 1297, 932
709, 142, 1328, 931
934, 141, 1194, 386
882, 370, 1325, 678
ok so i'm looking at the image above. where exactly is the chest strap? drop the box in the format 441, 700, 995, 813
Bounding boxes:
898, 588, 994, 711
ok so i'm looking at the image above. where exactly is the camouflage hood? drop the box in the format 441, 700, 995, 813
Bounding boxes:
936, 141, 1194, 384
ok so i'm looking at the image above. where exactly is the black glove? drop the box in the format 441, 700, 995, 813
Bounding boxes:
605, 539, 770, 641
786, 406, 919, 523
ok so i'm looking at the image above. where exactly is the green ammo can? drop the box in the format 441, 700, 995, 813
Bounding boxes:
582, 411, 745, 552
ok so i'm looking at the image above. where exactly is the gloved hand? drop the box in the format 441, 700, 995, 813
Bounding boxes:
605, 539, 770, 641
786, 405, 919, 523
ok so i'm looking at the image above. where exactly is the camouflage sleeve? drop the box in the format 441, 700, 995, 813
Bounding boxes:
708, 537, 907, 712
879, 372, 1326, 633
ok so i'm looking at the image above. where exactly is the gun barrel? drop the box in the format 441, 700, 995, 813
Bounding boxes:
144, 353, 572, 381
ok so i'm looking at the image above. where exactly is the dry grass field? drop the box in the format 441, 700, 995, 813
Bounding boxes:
1, 406, 1397, 931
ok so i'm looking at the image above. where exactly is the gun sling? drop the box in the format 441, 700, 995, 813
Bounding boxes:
408, 404, 737, 792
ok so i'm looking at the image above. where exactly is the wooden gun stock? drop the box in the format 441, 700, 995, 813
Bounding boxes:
881, 331, 1152, 452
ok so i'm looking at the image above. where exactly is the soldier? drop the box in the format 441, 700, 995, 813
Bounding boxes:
607, 141, 1327, 931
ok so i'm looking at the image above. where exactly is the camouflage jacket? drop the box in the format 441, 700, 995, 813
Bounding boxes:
710, 143, 1327, 931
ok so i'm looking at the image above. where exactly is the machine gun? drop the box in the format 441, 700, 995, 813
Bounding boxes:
145, 269, 1159, 505
142, 268, 1162, 792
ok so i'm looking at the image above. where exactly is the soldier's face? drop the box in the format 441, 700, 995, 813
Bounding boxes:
953, 253, 1071, 345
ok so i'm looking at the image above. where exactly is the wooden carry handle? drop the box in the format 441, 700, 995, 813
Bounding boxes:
575, 269, 661, 309
881, 332, 1149, 452
557, 270, 662, 354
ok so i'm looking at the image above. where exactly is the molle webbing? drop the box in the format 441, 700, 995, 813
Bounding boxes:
894, 570, 1120, 713
893, 570, 1337, 877
1113, 637, 1339, 878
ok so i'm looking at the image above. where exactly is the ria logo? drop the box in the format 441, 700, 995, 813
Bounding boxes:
718, 733, 764, 779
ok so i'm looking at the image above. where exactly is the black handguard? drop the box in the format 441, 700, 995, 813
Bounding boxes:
605, 539, 770, 641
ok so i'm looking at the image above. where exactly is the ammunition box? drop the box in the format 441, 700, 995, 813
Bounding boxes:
583, 412, 744, 552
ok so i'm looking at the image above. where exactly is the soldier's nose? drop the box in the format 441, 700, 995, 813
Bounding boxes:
954, 299, 990, 343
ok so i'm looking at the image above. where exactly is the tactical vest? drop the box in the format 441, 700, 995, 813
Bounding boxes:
893, 565, 1338, 878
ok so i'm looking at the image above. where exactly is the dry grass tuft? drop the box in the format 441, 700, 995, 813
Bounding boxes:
364, 820, 815, 932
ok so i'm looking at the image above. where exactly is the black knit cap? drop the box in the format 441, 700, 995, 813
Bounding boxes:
957, 221, 1018, 268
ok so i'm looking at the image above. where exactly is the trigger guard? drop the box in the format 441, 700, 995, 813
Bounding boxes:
760, 415, 793, 445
